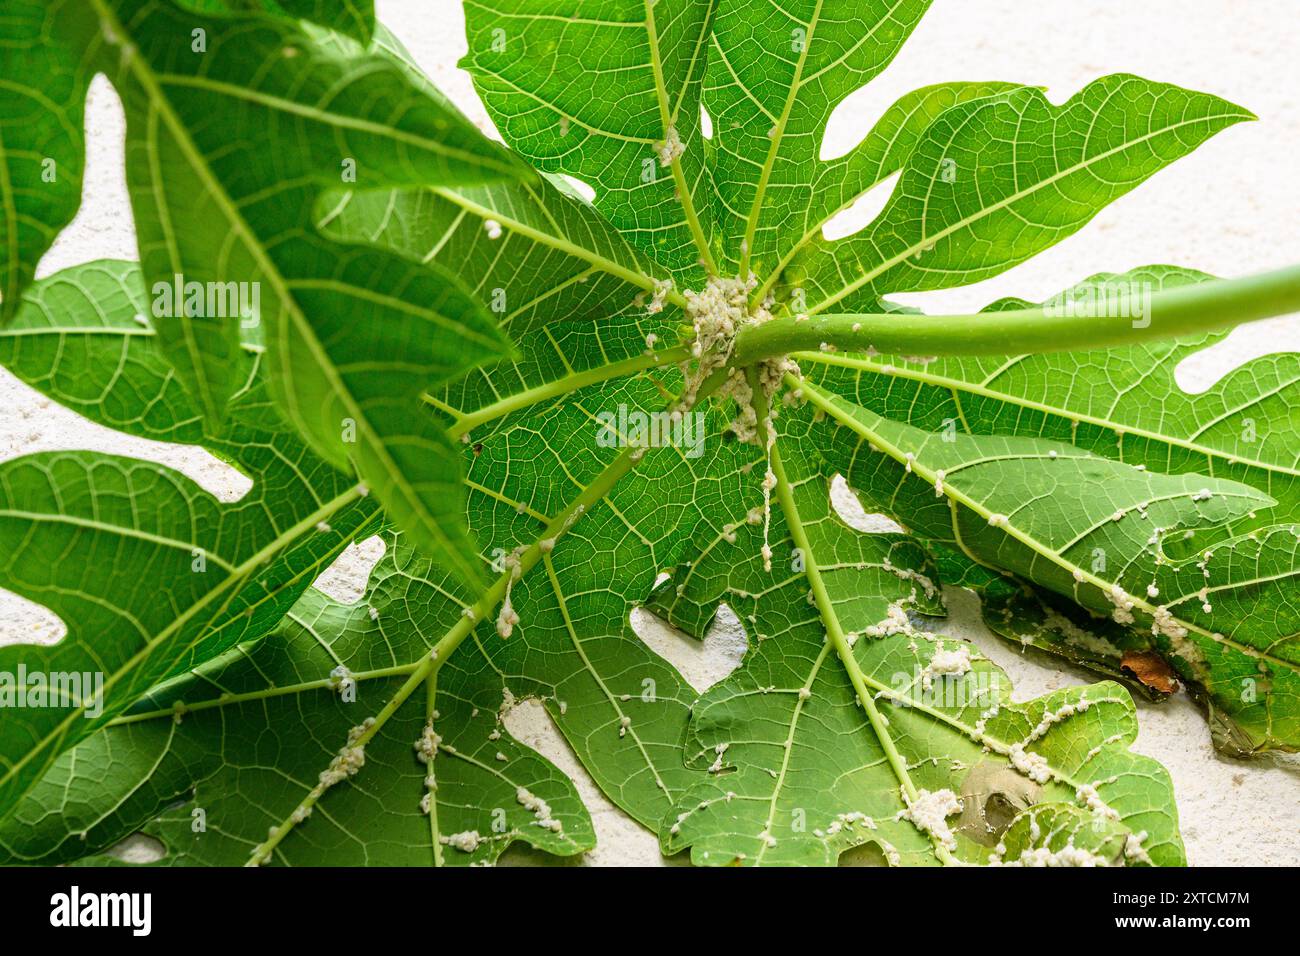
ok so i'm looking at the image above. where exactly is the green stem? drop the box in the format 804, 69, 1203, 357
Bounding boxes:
732, 264, 1300, 363
440, 345, 691, 438
425, 671, 444, 868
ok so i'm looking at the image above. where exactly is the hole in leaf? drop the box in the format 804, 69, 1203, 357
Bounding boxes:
821, 172, 899, 242
838, 841, 889, 866
956, 762, 1042, 846
312, 534, 387, 605
1173, 315, 1300, 394
0, 589, 67, 647
700, 104, 713, 140
497, 695, 672, 866
559, 174, 596, 204
831, 474, 904, 533
631, 604, 746, 695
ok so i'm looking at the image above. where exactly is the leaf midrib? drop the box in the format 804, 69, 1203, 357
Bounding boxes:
156, 72, 521, 178
736, 0, 826, 277
767, 432, 956, 865
430, 186, 683, 307
92, 0, 483, 583
0, 483, 367, 807
797, 377, 1300, 675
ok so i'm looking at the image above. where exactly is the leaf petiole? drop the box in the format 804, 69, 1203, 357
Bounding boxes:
732, 264, 1300, 363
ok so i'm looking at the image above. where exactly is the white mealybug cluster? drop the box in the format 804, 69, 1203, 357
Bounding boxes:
646, 278, 674, 315
328, 664, 355, 696
517, 787, 563, 833
318, 717, 375, 790
483, 219, 503, 240
864, 602, 913, 638
1150, 605, 1188, 640
1123, 831, 1153, 865
1076, 783, 1120, 820
414, 720, 441, 765
899, 788, 963, 851
1008, 743, 1053, 783
1107, 584, 1136, 624
442, 830, 483, 854
656, 125, 685, 166
920, 643, 972, 691
684, 275, 754, 368
991, 843, 1112, 867
496, 595, 520, 639
675, 273, 803, 573
496, 546, 525, 638
707, 742, 729, 774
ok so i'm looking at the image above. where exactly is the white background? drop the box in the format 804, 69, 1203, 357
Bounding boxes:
1, 0, 1297, 865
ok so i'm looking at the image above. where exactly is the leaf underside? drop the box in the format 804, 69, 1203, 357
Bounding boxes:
1, 0, 1292, 869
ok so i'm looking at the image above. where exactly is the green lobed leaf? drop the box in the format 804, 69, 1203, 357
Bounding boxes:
785, 76, 1254, 313
2, 535, 599, 866
0, 261, 381, 817
51, 0, 529, 586
2, 371, 770, 863
460, 0, 716, 277
318, 174, 685, 435
648, 405, 1182, 865
804, 381, 1300, 754
703, 0, 933, 276
0, 1, 91, 319
753, 79, 1027, 304
4, 0, 1290, 868
175, 0, 376, 43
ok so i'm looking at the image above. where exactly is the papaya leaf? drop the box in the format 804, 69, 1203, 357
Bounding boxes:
785, 76, 1253, 313
0, 261, 380, 816
0, 376, 763, 864
45, 0, 528, 584
0, 1, 91, 319
804, 382, 1300, 755
5, 0, 1298, 868
175, 0, 376, 43
460, 0, 717, 277
648, 407, 1181, 865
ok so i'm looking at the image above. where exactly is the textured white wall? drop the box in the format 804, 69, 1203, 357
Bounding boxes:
1, 0, 1297, 865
